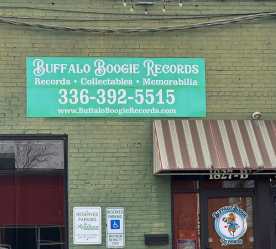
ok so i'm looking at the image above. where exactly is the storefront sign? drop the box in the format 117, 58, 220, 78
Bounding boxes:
73, 207, 102, 245
26, 57, 205, 117
212, 206, 248, 246
106, 207, 125, 248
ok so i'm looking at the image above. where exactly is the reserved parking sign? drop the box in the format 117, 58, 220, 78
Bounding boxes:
106, 207, 125, 248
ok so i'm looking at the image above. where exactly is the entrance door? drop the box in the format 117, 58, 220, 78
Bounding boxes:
201, 192, 254, 249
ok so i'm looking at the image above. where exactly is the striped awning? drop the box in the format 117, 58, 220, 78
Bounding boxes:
153, 120, 276, 175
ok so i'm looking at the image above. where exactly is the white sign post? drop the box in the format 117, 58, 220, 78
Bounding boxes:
73, 207, 102, 245
106, 207, 125, 248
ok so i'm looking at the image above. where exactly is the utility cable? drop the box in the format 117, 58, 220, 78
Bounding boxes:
0, 10, 275, 21
0, 11, 275, 33
0, 4, 275, 18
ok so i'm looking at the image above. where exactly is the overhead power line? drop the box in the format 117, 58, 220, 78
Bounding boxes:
0, 11, 275, 33
0, 5, 197, 17
0, 4, 275, 17
0, 10, 275, 21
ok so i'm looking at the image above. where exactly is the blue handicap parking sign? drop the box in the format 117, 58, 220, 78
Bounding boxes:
111, 219, 120, 229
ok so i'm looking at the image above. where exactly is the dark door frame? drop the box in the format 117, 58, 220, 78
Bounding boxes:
254, 178, 275, 249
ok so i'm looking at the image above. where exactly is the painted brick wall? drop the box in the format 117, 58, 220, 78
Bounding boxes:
0, 1, 275, 249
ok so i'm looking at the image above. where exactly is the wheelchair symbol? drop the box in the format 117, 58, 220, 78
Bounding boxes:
111, 220, 120, 229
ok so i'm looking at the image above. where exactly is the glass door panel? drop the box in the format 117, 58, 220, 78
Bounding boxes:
207, 197, 254, 249
173, 193, 199, 249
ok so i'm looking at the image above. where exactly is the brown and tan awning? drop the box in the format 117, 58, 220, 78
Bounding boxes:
153, 120, 276, 175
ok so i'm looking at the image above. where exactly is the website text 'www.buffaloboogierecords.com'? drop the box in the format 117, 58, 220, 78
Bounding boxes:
57, 106, 176, 116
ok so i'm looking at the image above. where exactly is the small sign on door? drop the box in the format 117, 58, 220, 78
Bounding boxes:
177, 239, 196, 249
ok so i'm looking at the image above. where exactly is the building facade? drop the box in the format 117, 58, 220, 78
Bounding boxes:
0, 1, 276, 249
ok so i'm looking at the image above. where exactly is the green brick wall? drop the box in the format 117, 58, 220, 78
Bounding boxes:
0, 1, 275, 249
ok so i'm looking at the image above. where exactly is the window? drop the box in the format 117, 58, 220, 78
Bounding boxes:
0, 136, 67, 249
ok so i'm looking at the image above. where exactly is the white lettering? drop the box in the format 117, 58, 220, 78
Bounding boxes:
94, 59, 140, 76
33, 59, 68, 76
68, 64, 91, 74
143, 59, 200, 77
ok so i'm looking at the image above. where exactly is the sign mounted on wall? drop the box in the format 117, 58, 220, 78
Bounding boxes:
106, 207, 125, 248
26, 57, 206, 117
73, 207, 102, 245
212, 206, 248, 246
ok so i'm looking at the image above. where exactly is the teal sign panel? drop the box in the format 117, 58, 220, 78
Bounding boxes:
26, 57, 206, 117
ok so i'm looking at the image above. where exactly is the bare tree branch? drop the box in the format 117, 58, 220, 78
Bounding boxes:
15, 142, 58, 169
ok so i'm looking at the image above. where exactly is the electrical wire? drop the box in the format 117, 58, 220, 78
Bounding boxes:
0, 11, 275, 33
0, 10, 275, 21
0, 4, 191, 17
0, 4, 275, 18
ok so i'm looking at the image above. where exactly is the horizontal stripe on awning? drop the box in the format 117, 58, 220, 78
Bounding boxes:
153, 120, 276, 175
